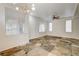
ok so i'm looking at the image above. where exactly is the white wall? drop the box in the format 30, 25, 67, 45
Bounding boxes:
28, 15, 47, 39
47, 18, 79, 39
0, 6, 29, 51
0, 6, 47, 51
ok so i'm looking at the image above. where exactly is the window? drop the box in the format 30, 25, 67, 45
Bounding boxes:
6, 20, 19, 35
66, 20, 72, 32
39, 24, 45, 32
49, 23, 53, 32
6, 23, 19, 35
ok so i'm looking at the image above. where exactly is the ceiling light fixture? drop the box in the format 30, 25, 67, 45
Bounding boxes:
15, 4, 35, 14
32, 7, 35, 11
31, 4, 36, 11
16, 7, 19, 11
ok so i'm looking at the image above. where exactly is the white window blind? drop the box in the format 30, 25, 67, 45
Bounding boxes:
6, 20, 19, 35
66, 20, 72, 32
39, 24, 45, 32
6, 23, 19, 35
49, 23, 53, 32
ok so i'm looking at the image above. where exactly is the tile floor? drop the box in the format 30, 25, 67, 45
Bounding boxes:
0, 35, 79, 56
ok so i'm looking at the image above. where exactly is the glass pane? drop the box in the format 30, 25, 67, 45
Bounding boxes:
39, 24, 45, 32
49, 23, 52, 32
66, 20, 72, 32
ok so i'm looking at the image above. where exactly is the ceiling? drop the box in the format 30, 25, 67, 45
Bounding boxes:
33, 3, 77, 18
3, 3, 78, 19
